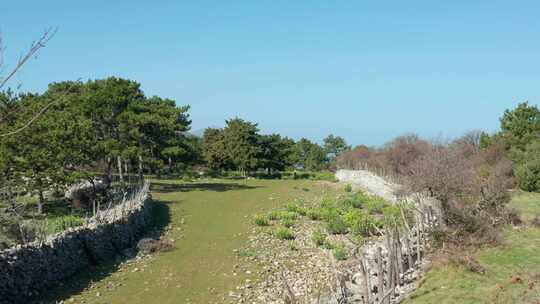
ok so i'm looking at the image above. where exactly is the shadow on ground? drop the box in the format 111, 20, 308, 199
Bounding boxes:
36, 200, 172, 304
151, 181, 261, 193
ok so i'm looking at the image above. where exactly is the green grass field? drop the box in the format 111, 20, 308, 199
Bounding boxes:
42, 178, 332, 304
404, 191, 540, 304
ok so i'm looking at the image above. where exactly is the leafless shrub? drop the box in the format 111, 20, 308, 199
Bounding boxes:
382, 134, 430, 176
450, 254, 487, 274
136, 238, 175, 254
531, 215, 540, 227
506, 208, 522, 226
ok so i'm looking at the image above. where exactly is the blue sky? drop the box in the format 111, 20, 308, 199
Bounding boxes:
2, 1, 539, 146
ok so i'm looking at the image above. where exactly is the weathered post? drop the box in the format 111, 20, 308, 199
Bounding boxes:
360, 259, 371, 304
376, 247, 384, 304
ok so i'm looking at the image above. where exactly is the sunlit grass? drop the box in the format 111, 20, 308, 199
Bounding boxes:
404, 191, 540, 304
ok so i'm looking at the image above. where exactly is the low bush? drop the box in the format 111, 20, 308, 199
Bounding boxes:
281, 218, 295, 228
365, 196, 389, 214
311, 228, 327, 247
267, 211, 280, 221
322, 240, 335, 250
326, 213, 348, 234
344, 184, 352, 192
515, 159, 540, 192
254, 214, 269, 226
449, 254, 487, 274
344, 210, 381, 237
276, 227, 295, 240
307, 209, 323, 220
333, 244, 347, 260
279, 211, 298, 221
320, 196, 338, 210
506, 208, 522, 226
137, 238, 175, 254
344, 194, 364, 208
286, 204, 307, 216
532, 214, 540, 227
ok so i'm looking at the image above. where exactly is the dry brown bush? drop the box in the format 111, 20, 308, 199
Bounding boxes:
450, 254, 487, 274
340, 131, 514, 248
136, 238, 175, 254
532, 215, 540, 227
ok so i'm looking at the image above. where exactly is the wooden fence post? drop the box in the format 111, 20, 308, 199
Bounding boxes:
376, 247, 384, 304
360, 259, 371, 304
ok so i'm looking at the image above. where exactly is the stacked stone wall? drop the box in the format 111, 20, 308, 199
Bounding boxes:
0, 183, 152, 304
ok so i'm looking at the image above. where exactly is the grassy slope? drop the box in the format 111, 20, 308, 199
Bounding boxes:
43, 178, 330, 304
405, 192, 540, 304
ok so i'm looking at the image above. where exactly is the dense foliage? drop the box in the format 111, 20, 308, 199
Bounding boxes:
201, 119, 348, 174
0, 77, 193, 216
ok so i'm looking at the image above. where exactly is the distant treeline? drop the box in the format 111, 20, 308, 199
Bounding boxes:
0, 77, 351, 212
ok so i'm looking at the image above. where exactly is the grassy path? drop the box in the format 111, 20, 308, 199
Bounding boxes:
43, 178, 321, 304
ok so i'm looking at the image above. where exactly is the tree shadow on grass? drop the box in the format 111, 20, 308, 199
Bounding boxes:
36, 199, 173, 304
151, 181, 261, 193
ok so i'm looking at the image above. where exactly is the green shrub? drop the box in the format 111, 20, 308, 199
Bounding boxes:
286, 204, 307, 216
515, 159, 540, 192
365, 196, 389, 214
350, 213, 381, 237
349, 193, 366, 208
326, 214, 348, 234
333, 244, 347, 260
267, 211, 280, 221
340, 194, 367, 210
322, 240, 335, 250
276, 227, 295, 240
254, 215, 269, 226
279, 211, 298, 221
48, 215, 84, 234
307, 209, 323, 221
344, 184, 352, 192
312, 229, 327, 246
343, 209, 362, 227
281, 218, 295, 228
320, 196, 337, 210
381, 205, 402, 225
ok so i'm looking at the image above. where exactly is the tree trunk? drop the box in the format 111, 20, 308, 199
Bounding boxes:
138, 155, 143, 184
105, 157, 112, 187
117, 155, 123, 183
37, 190, 44, 215
124, 160, 129, 184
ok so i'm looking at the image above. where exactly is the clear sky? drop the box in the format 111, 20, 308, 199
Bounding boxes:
2, 1, 539, 146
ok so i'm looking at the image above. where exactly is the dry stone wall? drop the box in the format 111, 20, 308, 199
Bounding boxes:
0, 183, 153, 304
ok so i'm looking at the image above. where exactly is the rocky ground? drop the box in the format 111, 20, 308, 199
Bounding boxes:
229, 189, 358, 304
229, 171, 433, 304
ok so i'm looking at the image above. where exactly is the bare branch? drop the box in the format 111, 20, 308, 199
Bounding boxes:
0, 27, 57, 90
